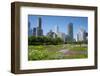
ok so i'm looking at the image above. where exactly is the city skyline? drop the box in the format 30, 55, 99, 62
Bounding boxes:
28, 15, 88, 39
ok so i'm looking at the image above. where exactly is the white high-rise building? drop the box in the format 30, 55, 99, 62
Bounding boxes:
57, 32, 66, 42
55, 25, 59, 35
76, 28, 87, 41
54, 25, 60, 38
54, 25, 66, 42
61, 33, 66, 42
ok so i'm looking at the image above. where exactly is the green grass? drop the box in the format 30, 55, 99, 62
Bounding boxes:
69, 46, 87, 51
28, 44, 88, 60
64, 54, 88, 59
28, 45, 64, 60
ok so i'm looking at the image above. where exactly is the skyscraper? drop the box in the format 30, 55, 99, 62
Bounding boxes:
38, 17, 42, 28
57, 32, 66, 42
37, 17, 43, 36
67, 23, 73, 41
55, 25, 59, 34
33, 27, 36, 36
28, 21, 32, 36
76, 28, 88, 41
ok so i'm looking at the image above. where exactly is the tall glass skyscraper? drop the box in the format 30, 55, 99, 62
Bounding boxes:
55, 25, 59, 34
36, 17, 43, 36
67, 23, 73, 41
28, 21, 32, 36
33, 27, 36, 36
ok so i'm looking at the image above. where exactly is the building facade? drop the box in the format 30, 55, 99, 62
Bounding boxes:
30, 17, 43, 37
55, 25, 59, 35
36, 17, 43, 36
33, 27, 36, 36
67, 23, 73, 41
76, 28, 88, 42
47, 30, 56, 38
28, 22, 33, 36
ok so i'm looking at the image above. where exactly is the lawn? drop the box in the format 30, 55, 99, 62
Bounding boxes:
28, 44, 88, 60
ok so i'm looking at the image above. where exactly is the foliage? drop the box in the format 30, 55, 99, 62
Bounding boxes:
64, 54, 88, 59
65, 41, 87, 45
28, 36, 63, 45
68, 45, 87, 51
69, 47, 87, 51
28, 44, 88, 60
28, 45, 64, 60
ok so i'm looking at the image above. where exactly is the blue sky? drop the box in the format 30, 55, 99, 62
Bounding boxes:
28, 15, 88, 39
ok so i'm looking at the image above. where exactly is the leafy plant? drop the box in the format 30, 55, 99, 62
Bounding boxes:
28, 46, 64, 60
28, 36, 63, 45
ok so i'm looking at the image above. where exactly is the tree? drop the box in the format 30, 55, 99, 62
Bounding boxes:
28, 36, 64, 45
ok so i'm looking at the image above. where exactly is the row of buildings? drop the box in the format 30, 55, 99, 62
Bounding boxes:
28, 17, 88, 42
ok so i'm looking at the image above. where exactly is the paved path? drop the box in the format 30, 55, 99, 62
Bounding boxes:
59, 49, 87, 55
59, 49, 69, 54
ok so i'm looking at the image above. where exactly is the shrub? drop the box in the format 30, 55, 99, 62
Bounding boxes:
28, 36, 63, 45
28, 46, 64, 60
